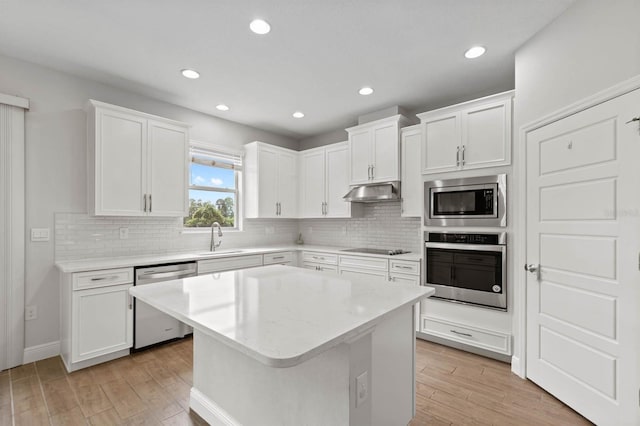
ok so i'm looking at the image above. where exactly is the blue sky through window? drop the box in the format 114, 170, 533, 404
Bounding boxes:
190, 163, 235, 190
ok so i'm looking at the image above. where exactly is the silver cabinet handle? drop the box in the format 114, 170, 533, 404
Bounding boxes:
456, 146, 460, 167
450, 329, 473, 337
272, 256, 285, 260
143, 194, 147, 212
370, 164, 374, 179
394, 265, 413, 270
312, 256, 325, 260
461, 145, 465, 166
90, 275, 118, 282
275, 202, 279, 216
128, 294, 133, 310
149, 194, 152, 212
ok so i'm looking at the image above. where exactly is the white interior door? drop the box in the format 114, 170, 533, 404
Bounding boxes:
525, 88, 640, 425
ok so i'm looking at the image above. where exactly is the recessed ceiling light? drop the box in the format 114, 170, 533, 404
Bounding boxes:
216, 104, 230, 111
250, 19, 271, 35
359, 87, 374, 96
292, 111, 305, 118
181, 69, 200, 79
464, 46, 486, 59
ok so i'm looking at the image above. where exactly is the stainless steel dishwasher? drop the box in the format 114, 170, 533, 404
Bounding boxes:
134, 261, 197, 350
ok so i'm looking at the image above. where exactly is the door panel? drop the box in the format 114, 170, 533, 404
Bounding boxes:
325, 144, 350, 217
257, 147, 279, 217
371, 123, 397, 181
299, 150, 325, 217
526, 88, 640, 425
422, 113, 460, 174
349, 129, 371, 184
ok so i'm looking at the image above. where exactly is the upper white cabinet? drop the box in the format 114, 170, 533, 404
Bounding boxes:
86, 100, 189, 216
244, 142, 298, 218
400, 125, 422, 217
346, 115, 409, 184
417, 91, 513, 175
299, 142, 354, 218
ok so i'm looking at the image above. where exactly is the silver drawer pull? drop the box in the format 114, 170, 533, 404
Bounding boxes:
90, 275, 118, 281
395, 265, 413, 270
450, 329, 473, 338
312, 256, 325, 260
272, 256, 285, 260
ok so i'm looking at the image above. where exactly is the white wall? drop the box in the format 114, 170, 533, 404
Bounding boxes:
0, 53, 298, 350
515, 0, 640, 128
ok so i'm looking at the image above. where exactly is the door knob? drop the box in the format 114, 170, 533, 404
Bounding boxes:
524, 263, 540, 280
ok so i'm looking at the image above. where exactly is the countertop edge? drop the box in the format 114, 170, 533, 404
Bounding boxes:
56, 244, 422, 273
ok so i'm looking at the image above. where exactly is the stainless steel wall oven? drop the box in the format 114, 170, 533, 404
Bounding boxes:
424, 174, 506, 227
424, 232, 507, 310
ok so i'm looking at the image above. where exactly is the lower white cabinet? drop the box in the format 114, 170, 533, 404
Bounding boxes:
302, 263, 338, 273
72, 284, 133, 362
421, 316, 511, 356
263, 251, 295, 266
60, 268, 134, 372
197, 254, 264, 274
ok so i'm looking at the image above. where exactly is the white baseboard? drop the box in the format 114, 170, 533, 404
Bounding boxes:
511, 355, 525, 378
23, 341, 60, 364
190, 388, 239, 426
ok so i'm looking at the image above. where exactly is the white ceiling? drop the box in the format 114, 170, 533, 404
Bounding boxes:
0, 0, 574, 140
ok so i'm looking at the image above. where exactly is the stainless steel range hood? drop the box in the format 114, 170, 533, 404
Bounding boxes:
343, 181, 401, 203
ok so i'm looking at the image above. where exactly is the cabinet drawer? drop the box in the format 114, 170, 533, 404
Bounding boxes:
263, 251, 294, 265
421, 316, 511, 355
72, 268, 134, 290
302, 252, 338, 265
198, 255, 263, 274
390, 260, 420, 275
339, 255, 388, 271
303, 262, 338, 273
389, 273, 420, 286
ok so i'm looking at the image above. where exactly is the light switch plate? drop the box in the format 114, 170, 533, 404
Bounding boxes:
31, 228, 50, 242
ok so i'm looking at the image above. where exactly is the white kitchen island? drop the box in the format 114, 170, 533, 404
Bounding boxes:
129, 265, 433, 426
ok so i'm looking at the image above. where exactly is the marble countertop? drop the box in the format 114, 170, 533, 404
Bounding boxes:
129, 265, 434, 368
56, 244, 422, 273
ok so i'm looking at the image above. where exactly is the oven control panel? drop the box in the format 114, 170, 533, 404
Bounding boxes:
425, 232, 505, 245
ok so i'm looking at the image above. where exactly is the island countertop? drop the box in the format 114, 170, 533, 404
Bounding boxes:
130, 265, 434, 368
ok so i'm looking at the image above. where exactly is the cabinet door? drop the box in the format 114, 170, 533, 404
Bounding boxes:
325, 144, 351, 218
72, 284, 133, 362
299, 150, 325, 218
258, 146, 280, 217
277, 151, 298, 218
461, 99, 511, 169
422, 112, 460, 174
371, 123, 399, 182
389, 273, 420, 286
96, 109, 146, 215
147, 120, 189, 216
349, 128, 371, 184
400, 126, 422, 217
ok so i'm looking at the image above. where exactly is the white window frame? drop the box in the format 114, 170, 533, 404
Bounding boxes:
184, 141, 243, 232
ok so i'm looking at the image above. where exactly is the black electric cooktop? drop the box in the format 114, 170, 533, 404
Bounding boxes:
340, 248, 410, 256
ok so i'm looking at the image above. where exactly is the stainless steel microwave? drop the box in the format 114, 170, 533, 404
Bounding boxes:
424, 174, 506, 227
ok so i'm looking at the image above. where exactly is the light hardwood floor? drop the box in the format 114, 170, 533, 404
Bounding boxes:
1, 337, 591, 425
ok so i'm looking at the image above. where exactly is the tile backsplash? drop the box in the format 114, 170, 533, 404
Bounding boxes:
55, 202, 422, 261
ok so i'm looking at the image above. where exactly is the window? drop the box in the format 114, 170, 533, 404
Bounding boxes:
184, 142, 242, 229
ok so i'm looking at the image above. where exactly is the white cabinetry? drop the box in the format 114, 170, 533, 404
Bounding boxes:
197, 255, 264, 275
86, 100, 189, 216
299, 142, 356, 218
346, 115, 409, 184
244, 142, 298, 218
263, 251, 295, 266
301, 251, 338, 273
417, 91, 513, 175
400, 125, 423, 217
421, 316, 511, 356
60, 268, 134, 372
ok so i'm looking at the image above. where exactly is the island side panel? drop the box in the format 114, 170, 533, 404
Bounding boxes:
371, 304, 416, 426
191, 330, 355, 426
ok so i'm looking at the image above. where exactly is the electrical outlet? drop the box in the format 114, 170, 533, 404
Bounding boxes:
355, 371, 368, 407
119, 227, 129, 239
25, 305, 37, 321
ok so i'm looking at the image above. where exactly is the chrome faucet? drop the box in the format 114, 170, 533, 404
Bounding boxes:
210, 222, 223, 251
